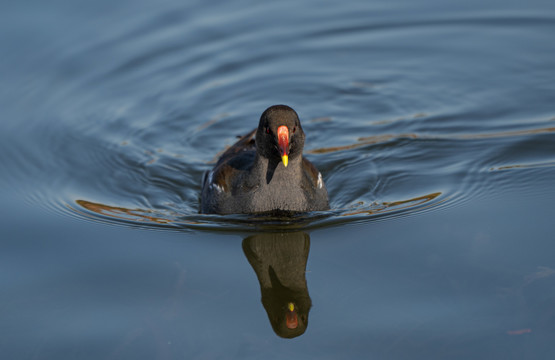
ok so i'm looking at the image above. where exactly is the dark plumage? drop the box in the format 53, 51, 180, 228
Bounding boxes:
200, 105, 329, 214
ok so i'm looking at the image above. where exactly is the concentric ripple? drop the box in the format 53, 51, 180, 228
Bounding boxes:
4, 3, 555, 232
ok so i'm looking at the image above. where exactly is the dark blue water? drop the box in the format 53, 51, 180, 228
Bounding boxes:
2, 0, 555, 358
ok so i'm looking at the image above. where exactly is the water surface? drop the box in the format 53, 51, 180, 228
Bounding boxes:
1, 0, 555, 358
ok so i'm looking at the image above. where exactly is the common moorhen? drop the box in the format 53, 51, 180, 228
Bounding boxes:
200, 105, 329, 214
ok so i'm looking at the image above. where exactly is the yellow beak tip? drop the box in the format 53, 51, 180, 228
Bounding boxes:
282, 155, 288, 167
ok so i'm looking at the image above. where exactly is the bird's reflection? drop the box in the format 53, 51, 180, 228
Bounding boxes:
242, 231, 312, 339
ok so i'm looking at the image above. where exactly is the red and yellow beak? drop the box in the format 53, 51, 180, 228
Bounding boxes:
285, 302, 298, 329
277, 125, 289, 167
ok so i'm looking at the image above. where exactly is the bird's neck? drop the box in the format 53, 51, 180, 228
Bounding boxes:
252, 154, 302, 185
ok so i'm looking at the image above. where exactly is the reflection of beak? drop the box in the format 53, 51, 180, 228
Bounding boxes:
286, 302, 298, 329
277, 125, 289, 167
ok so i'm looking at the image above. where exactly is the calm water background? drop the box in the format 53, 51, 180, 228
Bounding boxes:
2, 0, 555, 358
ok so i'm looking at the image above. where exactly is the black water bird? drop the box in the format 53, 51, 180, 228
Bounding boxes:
200, 105, 329, 214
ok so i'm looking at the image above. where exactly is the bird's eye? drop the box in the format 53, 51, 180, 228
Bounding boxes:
266, 127, 270, 134
292, 126, 296, 133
